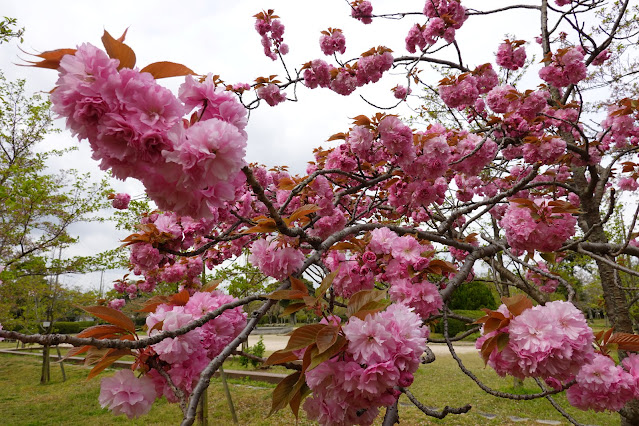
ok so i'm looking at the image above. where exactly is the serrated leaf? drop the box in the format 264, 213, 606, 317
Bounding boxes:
267, 290, 308, 300
316, 326, 339, 354
496, 332, 510, 351
77, 325, 132, 339
170, 289, 190, 306
283, 324, 327, 351
288, 205, 321, 223
60, 345, 90, 362
280, 302, 306, 316
346, 289, 387, 317
608, 332, 639, 351
327, 132, 347, 141
315, 268, 339, 298
263, 349, 299, 366
289, 383, 310, 419
502, 294, 533, 317
290, 276, 309, 294
202, 279, 223, 292
140, 61, 196, 79
20, 48, 76, 69
87, 348, 132, 380
278, 177, 297, 191
309, 335, 347, 370
101, 30, 136, 69
351, 300, 390, 320
81, 306, 135, 334
269, 371, 302, 416
137, 295, 170, 313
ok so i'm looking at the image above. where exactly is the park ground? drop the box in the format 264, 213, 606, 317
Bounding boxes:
0, 335, 619, 426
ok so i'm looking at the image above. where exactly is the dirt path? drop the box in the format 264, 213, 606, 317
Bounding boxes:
246, 334, 478, 355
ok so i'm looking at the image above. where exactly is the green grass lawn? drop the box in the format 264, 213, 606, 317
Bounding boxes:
0, 349, 617, 425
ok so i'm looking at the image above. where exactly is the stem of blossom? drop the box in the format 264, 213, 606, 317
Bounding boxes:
533, 378, 584, 426
242, 165, 322, 248
382, 400, 399, 426
150, 358, 188, 415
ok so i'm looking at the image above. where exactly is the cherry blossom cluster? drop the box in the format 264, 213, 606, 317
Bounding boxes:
111, 192, 131, 210
99, 290, 246, 418
302, 46, 394, 97
496, 40, 527, 70
320, 28, 346, 56
477, 301, 594, 381
350, 0, 373, 25
248, 238, 305, 281
254, 10, 289, 60
99, 370, 156, 419
566, 353, 639, 412
52, 45, 249, 219
438, 64, 498, 110
145, 291, 246, 402
538, 46, 587, 87
303, 304, 428, 425
500, 198, 577, 253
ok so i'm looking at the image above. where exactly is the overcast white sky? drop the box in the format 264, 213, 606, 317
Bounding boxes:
1, 0, 539, 291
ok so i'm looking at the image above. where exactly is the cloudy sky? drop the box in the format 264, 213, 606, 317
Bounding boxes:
1, 0, 538, 291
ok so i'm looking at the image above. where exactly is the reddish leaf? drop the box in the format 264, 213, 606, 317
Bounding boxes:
140, 61, 196, 79
289, 383, 311, 419
81, 306, 135, 334
309, 334, 347, 370
280, 302, 306, 316
426, 259, 458, 275
242, 221, 278, 234
137, 295, 170, 313
277, 177, 297, 190
283, 324, 327, 351
170, 289, 190, 306
267, 290, 308, 300
608, 332, 639, 351
346, 289, 387, 317
327, 132, 346, 141
264, 349, 299, 366
60, 345, 90, 361
316, 326, 339, 354
288, 205, 321, 223
84, 347, 111, 366
201, 279, 222, 292
20, 48, 76, 69
502, 294, 533, 317
315, 268, 339, 298
77, 325, 132, 339
290, 276, 309, 295
87, 348, 132, 380
101, 30, 136, 69
269, 371, 303, 416
350, 300, 390, 320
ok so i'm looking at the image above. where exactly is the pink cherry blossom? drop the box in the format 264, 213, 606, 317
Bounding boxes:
112, 193, 131, 209
99, 370, 156, 419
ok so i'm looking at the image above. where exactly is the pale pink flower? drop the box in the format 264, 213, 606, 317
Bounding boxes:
99, 370, 156, 419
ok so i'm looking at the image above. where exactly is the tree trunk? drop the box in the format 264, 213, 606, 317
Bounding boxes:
576, 169, 637, 423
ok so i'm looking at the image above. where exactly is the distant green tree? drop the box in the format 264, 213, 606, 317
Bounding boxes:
448, 280, 498, 311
